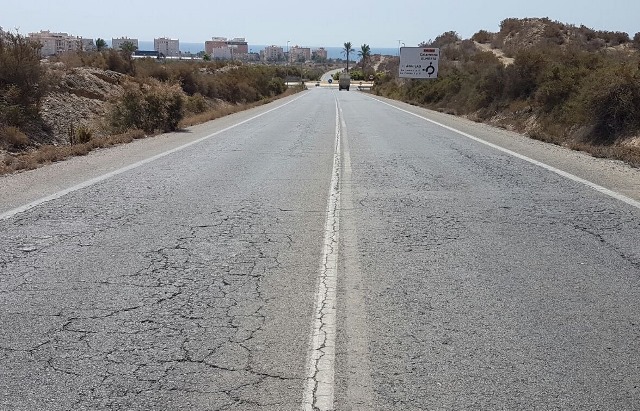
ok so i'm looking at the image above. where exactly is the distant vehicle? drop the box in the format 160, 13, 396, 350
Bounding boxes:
315, 81, 320, 87
338, 73, 350, 91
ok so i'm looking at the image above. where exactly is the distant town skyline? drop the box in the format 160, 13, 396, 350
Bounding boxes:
2, 0, 639, 48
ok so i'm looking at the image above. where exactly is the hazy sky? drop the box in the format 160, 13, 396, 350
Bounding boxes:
2, 0, 639, 48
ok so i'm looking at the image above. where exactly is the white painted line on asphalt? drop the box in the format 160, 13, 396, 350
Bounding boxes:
302, 98, 341, 411
370, 96, 640, 211
0, 94, 308, 221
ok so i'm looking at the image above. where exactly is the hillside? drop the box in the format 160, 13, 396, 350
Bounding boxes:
0, 31, 315, 174
374, 17, 640, 166
41, 66, 125, 144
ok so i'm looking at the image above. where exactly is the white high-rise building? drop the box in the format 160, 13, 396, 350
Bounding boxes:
28, 30, 92, 56
154, 37, 179, 57
262, 45, 284, 61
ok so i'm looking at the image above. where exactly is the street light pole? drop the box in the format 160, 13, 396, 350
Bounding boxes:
286, 40, 290, 85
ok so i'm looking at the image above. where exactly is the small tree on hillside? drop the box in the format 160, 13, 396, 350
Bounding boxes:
0, 30, 48, 129
119, 41, 138, 75
472, 30, 493, 44
634, 32, 640, 49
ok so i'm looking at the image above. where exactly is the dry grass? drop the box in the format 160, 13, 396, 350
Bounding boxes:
567, 141, 640, 167
0, 126, 30, 149
524, 128, 640, 167
0, 130, 145, 175
180, 87, 301, 128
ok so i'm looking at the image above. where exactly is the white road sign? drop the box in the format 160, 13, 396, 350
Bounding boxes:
399, 47, 440, 79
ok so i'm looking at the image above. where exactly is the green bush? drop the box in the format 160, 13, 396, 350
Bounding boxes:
503, 49, 548, 99
582, 65, 640, 142
267, 78, 286, 95
74, 124, 93, 144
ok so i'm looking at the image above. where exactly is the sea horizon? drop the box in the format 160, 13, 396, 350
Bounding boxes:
110, 40, 399, 58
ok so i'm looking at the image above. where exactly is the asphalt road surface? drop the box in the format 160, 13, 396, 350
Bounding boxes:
1, 89, 640, 410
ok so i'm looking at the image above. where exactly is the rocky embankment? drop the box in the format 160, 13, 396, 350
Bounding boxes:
41, 66, 125, 144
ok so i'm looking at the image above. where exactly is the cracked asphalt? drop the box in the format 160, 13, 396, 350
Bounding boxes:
2, 89, 640, 410
1, 93, 337, 410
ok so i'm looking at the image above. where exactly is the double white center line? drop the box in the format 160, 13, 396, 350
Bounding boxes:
302, 98, 342, 410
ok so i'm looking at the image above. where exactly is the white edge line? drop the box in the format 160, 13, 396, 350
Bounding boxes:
0, 93, 308, 221
368, 96, 640, 211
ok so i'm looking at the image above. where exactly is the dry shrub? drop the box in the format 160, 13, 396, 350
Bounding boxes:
74, 124, 93, 144
567, 142, 640, 167
109, 80, 184, 133
0, 126, 29, 149
185, 93, 209, 114
106, 129, 144, 144
32, 145, 65, 164
179, 87, 300, 128
472, 30, 493, 44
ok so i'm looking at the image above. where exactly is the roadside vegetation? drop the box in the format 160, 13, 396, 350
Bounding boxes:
0, 29, 312, 175
374, 18, 640, 166
4, 18, 640, 174
0, 30, 52, 148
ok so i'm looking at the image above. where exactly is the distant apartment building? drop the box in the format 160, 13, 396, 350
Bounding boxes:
261, 45, 284, 61
312, 47, 328, 61
205, 36, 227, 52
205, 37, 248, 59
289, 45, 311, 62
154, 37, 179, 57
210, 47, 232, 59
227, 37, 249, 55
112, 37, 139, 50
81, 38, 96, 52
28, 30, 94, 56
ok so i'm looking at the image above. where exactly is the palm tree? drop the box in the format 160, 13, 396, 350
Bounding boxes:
343, 41, 353, 72
358, 44, 371, 72
95, 38, 107, 52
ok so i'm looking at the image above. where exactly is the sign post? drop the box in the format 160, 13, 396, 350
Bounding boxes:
399, 47, 440, 79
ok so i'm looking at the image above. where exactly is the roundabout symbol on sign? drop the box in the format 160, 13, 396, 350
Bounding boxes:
423, 62, 436, 77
